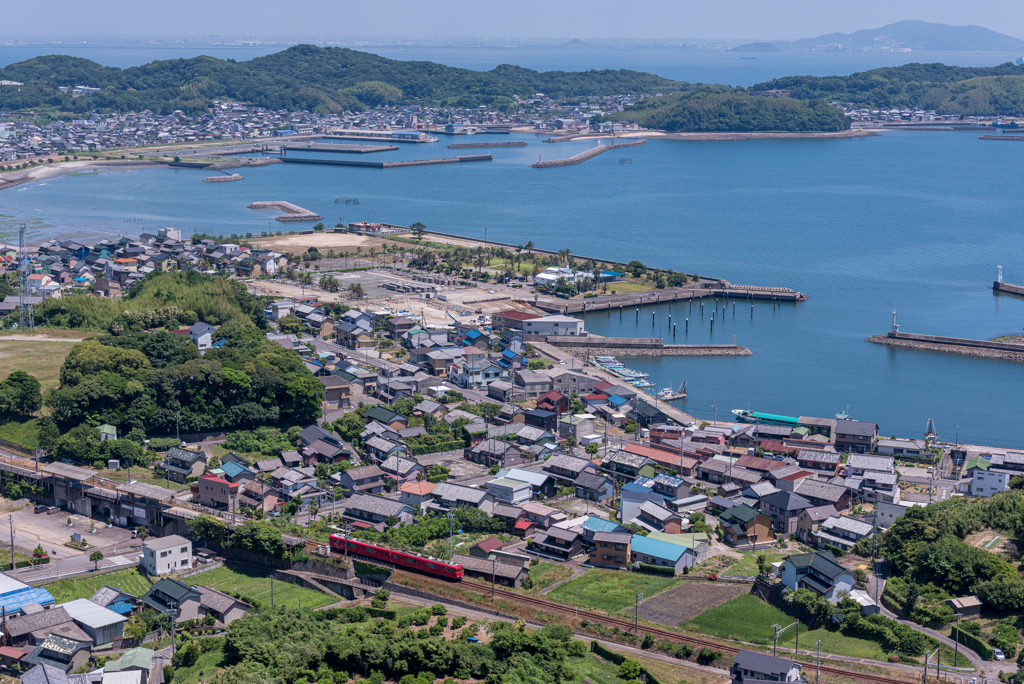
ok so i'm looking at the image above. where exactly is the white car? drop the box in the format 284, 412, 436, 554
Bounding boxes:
993, 648, 1005, 661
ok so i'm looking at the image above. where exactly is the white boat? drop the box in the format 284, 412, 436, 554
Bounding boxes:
657, 381, 688, 401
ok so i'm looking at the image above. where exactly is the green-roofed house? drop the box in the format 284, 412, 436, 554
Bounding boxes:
719, 504, 774, 547
141, 578, 203, 620
97, 425, 117, 442
362, 406, 408, 430
105, 647, 154, 682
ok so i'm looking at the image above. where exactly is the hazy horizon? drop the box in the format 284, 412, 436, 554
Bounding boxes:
3, 1, 1024, 44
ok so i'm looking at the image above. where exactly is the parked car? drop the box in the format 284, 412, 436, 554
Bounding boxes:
46, 506, 60, 515
994, 649, 1005, 661
33, 505, 47, 514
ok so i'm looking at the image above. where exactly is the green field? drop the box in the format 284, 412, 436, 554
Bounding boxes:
725, 549, 793, 577
182, 563, 336, 610
527, 562, 574, 592
683, 593, 787, 644
46, 568, 154, 603
0, 333, 95, 390
0, 416, 40, 449
547, 570, 681, 614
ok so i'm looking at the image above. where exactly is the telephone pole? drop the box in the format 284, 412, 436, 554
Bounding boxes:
634, 593, 643, 634
7, 516, 14, 569
953, 613, 962, 667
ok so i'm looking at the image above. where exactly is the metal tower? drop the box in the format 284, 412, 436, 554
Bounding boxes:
17, 223, 33, 331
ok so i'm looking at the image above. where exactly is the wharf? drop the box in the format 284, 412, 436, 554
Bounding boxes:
868, 331, 1024, 362
447, 141, 528, 149
530, 140, 647, 168
247, 201, 323, 222
280, 154, 492, 169
323, 133, 438, 144
535, 284, 806, 315
994, 280, 1024, 296
282, 143, 399, 154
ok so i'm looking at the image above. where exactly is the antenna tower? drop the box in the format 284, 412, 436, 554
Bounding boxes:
18, 223, 33, 331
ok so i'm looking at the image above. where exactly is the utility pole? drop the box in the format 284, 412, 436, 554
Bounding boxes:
7, 516, 13, 569
872, 509, 880, 609
168, 601, 179, 660
176, 412, 180, 444
271, 577, 274, 607
816, 640, 821, 684
635, 593, 643, 634
448, 509, 455, 559
492, 557, 496, 598
772, 623, 780, 657
953, 612, 962, 667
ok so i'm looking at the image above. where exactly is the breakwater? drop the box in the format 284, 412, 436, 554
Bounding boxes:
868, 331, 1024, 362
530, 140, 647, 168
283, 143, 399, 154
207, 158, 282, 171
549, 337, 751, 357
994, 280, 1024, 297
979, 135, 1024, 141
204, 174, 243, 182
536, 284, 806, 315
446, 141, 528, 149
280, 154, 492, 169
247, 201, 323, 222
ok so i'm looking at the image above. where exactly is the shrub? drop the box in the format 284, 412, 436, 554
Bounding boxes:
617, 659, 641, 679
641, 634, 655, 649
637, 563, 675, 577
451, 616, 467, 629
431, 604, 447, 615
697, 647, 723, 665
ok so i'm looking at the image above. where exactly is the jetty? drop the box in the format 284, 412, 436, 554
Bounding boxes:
204, 174, 242, 182
530, 140, 647, 168
446, 141, 528, 149
323, 131, 439, 143
282, 143, 399, 154
279, 154, 492, 169
869, 331, 1024, 362
535, 283, 806, 315
979, 135, 1024, 141
546, 336, 751, 357
247, 201, 323, 222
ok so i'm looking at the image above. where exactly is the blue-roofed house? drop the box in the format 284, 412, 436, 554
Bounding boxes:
597, 271, 626, 283
633, 476, 656, 489
629, 534, 694, 573
0, 574, 55, 616
219, 461, 255, 485
579, 515, 627, 543
606, 395, 629, 408
107, 601, 134, 616
620, 481, 664, 526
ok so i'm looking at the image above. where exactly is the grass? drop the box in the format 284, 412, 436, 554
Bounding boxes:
0, 335, 85, 390
46, 567, 154, 603
683, 593, 787, 644
724, 549, 791, 577
546, 569, 681, 614
571, 651, 628, 684
0, 416, 41, 449
527, 562, 574, 592
173, 638, 227, 684
181, 563, 336, 610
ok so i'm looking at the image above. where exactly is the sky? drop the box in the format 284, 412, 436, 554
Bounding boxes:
3, 0, 1023, 42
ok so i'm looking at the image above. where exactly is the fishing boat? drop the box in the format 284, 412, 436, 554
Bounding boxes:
731, 410, 800, 426
657, 381, 688, 401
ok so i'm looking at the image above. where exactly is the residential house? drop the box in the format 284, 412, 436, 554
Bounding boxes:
141, 535, 192, 576
603, 450, 654, 480
814, 516, 874, 552
379, 456, 422, 482
59, 599, 127, 645
875, 501, 924, 529
466, 440, 524, 468
780, 551, 854, 603
398, 480, 436, 510
362, 406, 408, 430
574, 471, 614, 502
104, 648, 155, 683
619, 482, 665, 525
428, 482, 495, 513
730, 650, 803, 683
550, 371, 599, 396
630, 500, 685, 534
486, 478, 532, 506
141, 579, 203, 621
333, 465, 385, 496
833, 420, 878, 454
193, 586, 252, 625
336, 322, 373, 349
589, 531, 632, 570
450, 553, 528, 589
531, 527, 583, 560
161, 447, 207, 484
794, 479, 851, 511
876, 439, 926, 457
525, 408, 558, 432
796, 505, 838, 544
846, 454, 894, 477
520, 501, 566, 528
22, 636, 91, 674
719, 504, 775, 547
629, 534, 693, 572
341, 494, 414, 530
192, 475, 239, 511
795, 450, 842, 477
500, 467, 556, 497
188, 323, 215, 351
320, 376, 353, 410
536, 390, 569, 415
514, 370, 553, 399
761, 491, 813, 534
544, 454, 594, 485
558, 414, 594, 440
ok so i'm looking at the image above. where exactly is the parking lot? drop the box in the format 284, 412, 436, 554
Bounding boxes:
10, 506, 137, 558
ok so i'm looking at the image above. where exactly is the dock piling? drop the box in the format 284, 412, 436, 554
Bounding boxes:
686, 318, 688, 333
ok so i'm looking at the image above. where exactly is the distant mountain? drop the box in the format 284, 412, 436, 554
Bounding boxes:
777, 20, 1024, 52
731, 42, 784, 53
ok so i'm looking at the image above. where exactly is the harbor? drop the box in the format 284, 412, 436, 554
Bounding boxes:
280, 143, 400, 154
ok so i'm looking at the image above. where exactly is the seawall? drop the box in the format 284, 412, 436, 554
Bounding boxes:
979, 135, 1024, 141
532, 335, 751, 356
868, 331, 1024, 362
280, 154, 492, 169
446, 141, 528, 149
993, 280, 1024, 297
530, 140, 647, 168
204, 174, 243, 182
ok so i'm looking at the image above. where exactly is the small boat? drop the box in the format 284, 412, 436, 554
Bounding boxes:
731, 410, 799, 426
630, 380, 655, 388
658, 381, 688, 401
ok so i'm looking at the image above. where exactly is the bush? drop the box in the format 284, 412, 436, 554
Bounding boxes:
617, 659, 641, 679
674, 644, 694, 660
697, 647, 723, 665
451, 616, 467, 629
637, 563, 675, 577
431, 604, 447, 615
952, 626, 996, 660
641, 634, 655, 649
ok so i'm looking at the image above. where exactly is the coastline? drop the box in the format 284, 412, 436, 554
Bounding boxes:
0, 159, 166, 192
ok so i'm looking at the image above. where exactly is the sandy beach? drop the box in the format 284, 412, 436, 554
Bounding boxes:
0, 159, 165, 192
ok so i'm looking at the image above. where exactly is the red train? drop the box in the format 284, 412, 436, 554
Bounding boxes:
329, 534, 464, 580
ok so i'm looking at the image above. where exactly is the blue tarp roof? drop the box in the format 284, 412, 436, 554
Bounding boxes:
0, 587, 55, 614
107, 600, 134, 615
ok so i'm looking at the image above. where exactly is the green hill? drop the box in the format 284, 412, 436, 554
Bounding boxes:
731, 42, 784, 53
751, 62, 1024, 115
0, 44, 696, 114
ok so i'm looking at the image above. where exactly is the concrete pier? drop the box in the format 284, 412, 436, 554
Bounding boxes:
536, 283, 806, 315
446, 141, 528, 149
994, 281, 1024, 297
247, 201, 323, 222
203, 173, 243, 182
541, 335, 751, 357
280, 154, 492, 169
283, 143, 399, 154
979, 135, 1024, 141
530, 140, 647, 168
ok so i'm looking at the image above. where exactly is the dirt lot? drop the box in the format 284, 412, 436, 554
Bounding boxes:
10, 506, 136, 558
638, 580, 750, 626
967, 530, 1020, 559
255, 231, 488, 254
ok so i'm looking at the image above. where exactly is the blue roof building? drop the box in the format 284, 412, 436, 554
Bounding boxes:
0, 573, 55, 615
629, 534, 694, 572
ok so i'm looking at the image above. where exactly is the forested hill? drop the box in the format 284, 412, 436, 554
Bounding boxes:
751, 62, 1024, 115
0, 44, 696, 113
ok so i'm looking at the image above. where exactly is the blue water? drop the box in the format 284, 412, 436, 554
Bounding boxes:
0, 44, 1016, 87
4, 130, 1024, 446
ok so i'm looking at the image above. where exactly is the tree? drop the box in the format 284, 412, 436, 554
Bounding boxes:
585, 442, 599, 455
0, 370, 41, 414
231, 521, 286, 557
278, 315, 305, 335
37, 417, 60, 451
756, 553, 770, 577
348, 283, 366, 299
1009, 474, 1024, 490
90, 550, 104, 570
410, 222, 426, 240
617, 658, 641, 679
187, 514, 228, 543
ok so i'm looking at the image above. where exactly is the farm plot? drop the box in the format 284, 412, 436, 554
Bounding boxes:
638, 579, 750, 626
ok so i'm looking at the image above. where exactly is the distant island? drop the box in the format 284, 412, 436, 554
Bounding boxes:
731, 42, 784, 53
775, 19, 1024, 52
0, 45, 847, 133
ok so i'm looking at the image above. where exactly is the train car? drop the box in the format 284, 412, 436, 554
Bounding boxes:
329, 534, 464, 580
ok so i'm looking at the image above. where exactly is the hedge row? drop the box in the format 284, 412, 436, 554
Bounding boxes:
952, 626, 995, 660
367, 607, 397, 620
1, 557, 50, 571
637, 563, 676, 577
590, 641, 665, 684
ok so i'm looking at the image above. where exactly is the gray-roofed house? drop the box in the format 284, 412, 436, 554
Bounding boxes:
742, 481, 781, 505
22, 633, 92, 674
602, 450, 653, 480
730, 649, 802, 682
466, 440, 524, 469
531, 526, 583, 560
794, 479, 851, 511
427, 482, 495, 514
846, 454, 895, 477
341, 494, 414, 530
501, 467, 556, 497
630, 500, 685, 534
161, 447, 207, 484
781, 551, 854, 603
379, 456, 422, 482
544, 454, 594, 484
141, 579, 203, 620
761, 491, 813, 535
450, 553, 528, 588
6, 608, 75, 647
21, 663, 74, 684
59, 598, 127, 645
574, 471, 614, 502
833, 419, 878, 454
796, 449, 842, 477
814, 516, 874, 552
796, 505, 838, 544
194, 586, 252, 625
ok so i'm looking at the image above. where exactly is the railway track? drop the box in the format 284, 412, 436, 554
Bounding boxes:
394, 572, 921, 684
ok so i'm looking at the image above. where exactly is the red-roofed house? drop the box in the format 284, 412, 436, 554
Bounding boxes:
399, 480, 436, 509
192, 474, 239, 510
469, 536, 505, 558
759, 440, 799, 457
537, 390, 568, 414
492, 310, 540, 330
513, 519, 536, 537
593, 380, 615, 394
581, 393, 609, 407
624, 443, 699, 476
735, 455, 789, 474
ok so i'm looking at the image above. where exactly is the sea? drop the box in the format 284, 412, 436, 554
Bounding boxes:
2, 45, 1024, 447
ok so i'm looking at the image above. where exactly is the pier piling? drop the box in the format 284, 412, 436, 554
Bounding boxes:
686, 318, 688, 332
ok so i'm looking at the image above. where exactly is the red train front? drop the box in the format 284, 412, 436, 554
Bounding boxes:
330, 534, 464, 580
